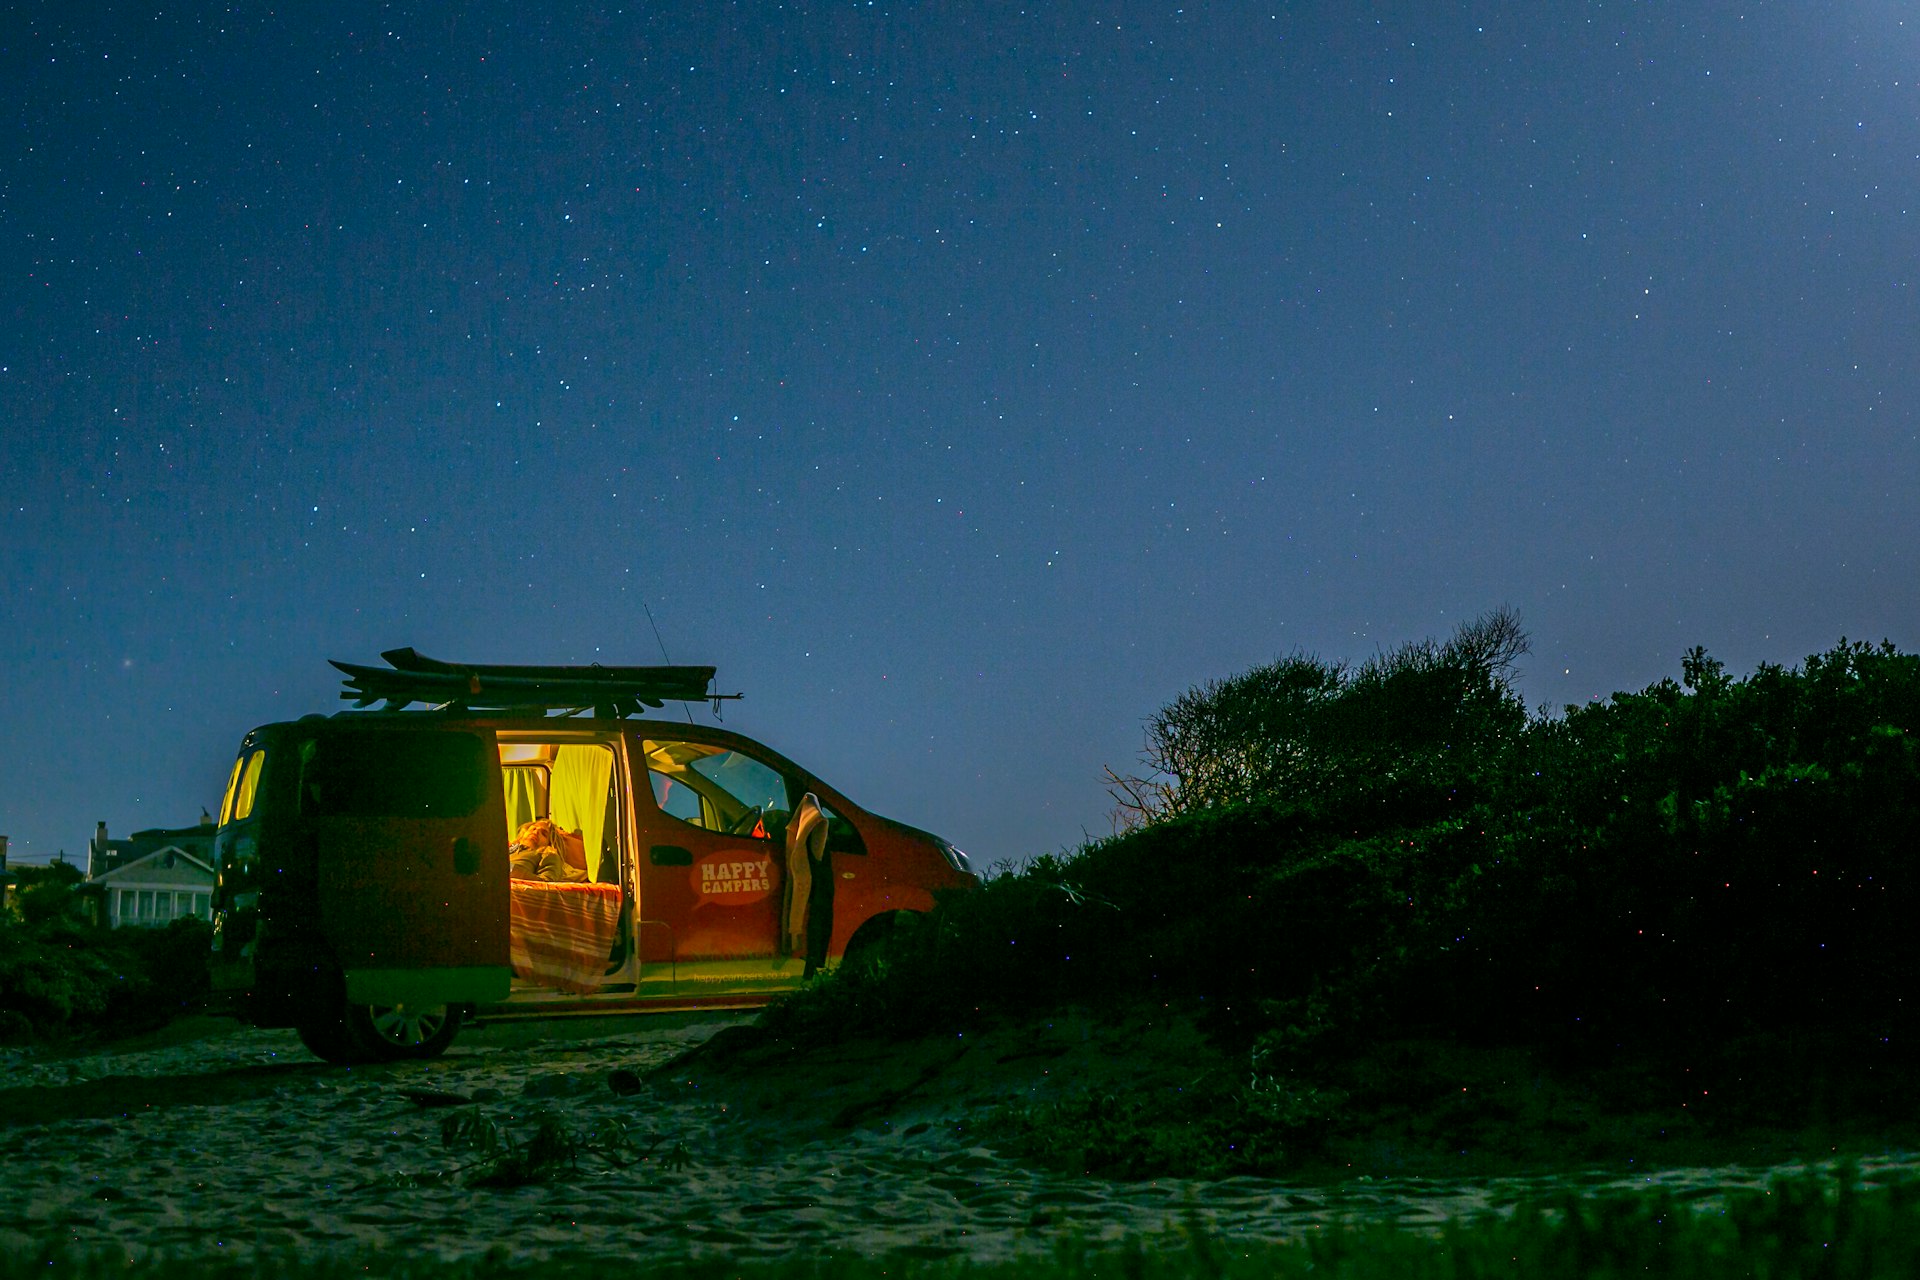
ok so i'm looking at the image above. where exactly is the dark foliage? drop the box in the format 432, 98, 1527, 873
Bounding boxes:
0, 880, 211, 1044
768, 626, 1920, 1151
1453, 639, 1920, 1068
1106, 606, 1528, 825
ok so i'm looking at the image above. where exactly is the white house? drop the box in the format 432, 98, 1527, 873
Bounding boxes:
91, 845, 215, 928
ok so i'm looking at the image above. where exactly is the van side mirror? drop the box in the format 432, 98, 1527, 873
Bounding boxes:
650, 845, 693, 867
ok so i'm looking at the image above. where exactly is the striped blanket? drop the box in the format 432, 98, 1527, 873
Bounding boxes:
509, 880, 624, 993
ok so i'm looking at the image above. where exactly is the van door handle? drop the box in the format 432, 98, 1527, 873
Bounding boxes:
650, 845, 693, 867
452, 837, 479, 875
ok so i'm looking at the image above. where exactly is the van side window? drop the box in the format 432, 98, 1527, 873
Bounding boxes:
642, 739, 792, 840
299, 731, 488, 818
649, 769, 707, 827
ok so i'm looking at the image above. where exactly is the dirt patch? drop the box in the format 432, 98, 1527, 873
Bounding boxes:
3, 1014, 1917, 1267
649, 1011, 1230, 1143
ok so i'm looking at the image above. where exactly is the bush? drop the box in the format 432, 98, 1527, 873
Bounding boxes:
0, 910, 211, 1044
1107, 607, 1528, 825
769, 628, 1920, 1161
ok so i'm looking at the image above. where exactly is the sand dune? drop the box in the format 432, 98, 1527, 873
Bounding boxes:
2, 1017, 1915, 1266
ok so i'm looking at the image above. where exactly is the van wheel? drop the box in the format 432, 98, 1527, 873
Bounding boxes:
295, 1016, 360, 1066
840, 911, 917, 971
343, 1002, 461, 1061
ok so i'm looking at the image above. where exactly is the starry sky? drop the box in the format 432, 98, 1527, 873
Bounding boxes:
3, 2, 1917, 866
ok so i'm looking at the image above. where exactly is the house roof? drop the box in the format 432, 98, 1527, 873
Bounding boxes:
90, 845, 215, 883
128, 822, 215, 843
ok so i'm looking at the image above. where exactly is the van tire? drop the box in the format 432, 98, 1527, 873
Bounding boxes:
840, 911, 917, 971
295, 1016, 360, 1066
343, 1002, 461, 1061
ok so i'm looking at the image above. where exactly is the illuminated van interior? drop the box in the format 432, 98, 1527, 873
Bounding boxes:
498, 740, 619, 882
498, 738, 632, 996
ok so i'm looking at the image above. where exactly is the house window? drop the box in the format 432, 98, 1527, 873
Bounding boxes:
116, 889, 133, 924
192, 893, 210, 917
137, 890, 154, 922
155, 893, 173, 924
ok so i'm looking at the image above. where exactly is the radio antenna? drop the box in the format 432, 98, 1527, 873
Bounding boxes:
640, 600, 697, 723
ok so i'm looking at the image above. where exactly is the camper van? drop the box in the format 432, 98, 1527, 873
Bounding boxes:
207, 651, 977, 1063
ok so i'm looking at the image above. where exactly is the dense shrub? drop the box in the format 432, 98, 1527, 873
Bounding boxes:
769, 627, 1920, 1142
1453, 640, 1920, 1056
0, 885, 211, 1044
1106, 607, 1529, 824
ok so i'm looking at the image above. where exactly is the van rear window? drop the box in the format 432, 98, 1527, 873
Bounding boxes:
232, 750, 265, 821
299, 731, 488, 818
218, 748, 266, 826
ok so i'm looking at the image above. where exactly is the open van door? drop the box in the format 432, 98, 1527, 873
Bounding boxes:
303, 725, 511, 1012
630, 734, 792, 990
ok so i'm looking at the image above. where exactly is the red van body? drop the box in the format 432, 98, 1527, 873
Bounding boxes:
208, 711, 976, 1062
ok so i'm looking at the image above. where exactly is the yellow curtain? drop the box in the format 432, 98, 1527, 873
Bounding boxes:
550, 745, 614, 881
502, 766, 548, 842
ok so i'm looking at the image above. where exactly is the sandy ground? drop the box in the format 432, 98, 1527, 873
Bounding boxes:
3, 1014, 1918, 1266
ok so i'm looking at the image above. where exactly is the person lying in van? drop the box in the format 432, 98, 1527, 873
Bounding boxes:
508, 819, 591, 883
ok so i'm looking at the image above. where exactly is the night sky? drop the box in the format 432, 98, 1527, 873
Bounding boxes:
4, 3, 1916, 867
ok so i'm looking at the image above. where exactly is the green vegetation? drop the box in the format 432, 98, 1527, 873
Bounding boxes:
16, 1170, 1920, 1279
767, 615, 1920, 1176
0, 866, 210, 1043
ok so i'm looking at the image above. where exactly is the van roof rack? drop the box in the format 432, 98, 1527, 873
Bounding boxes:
330, 648, 739, 718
